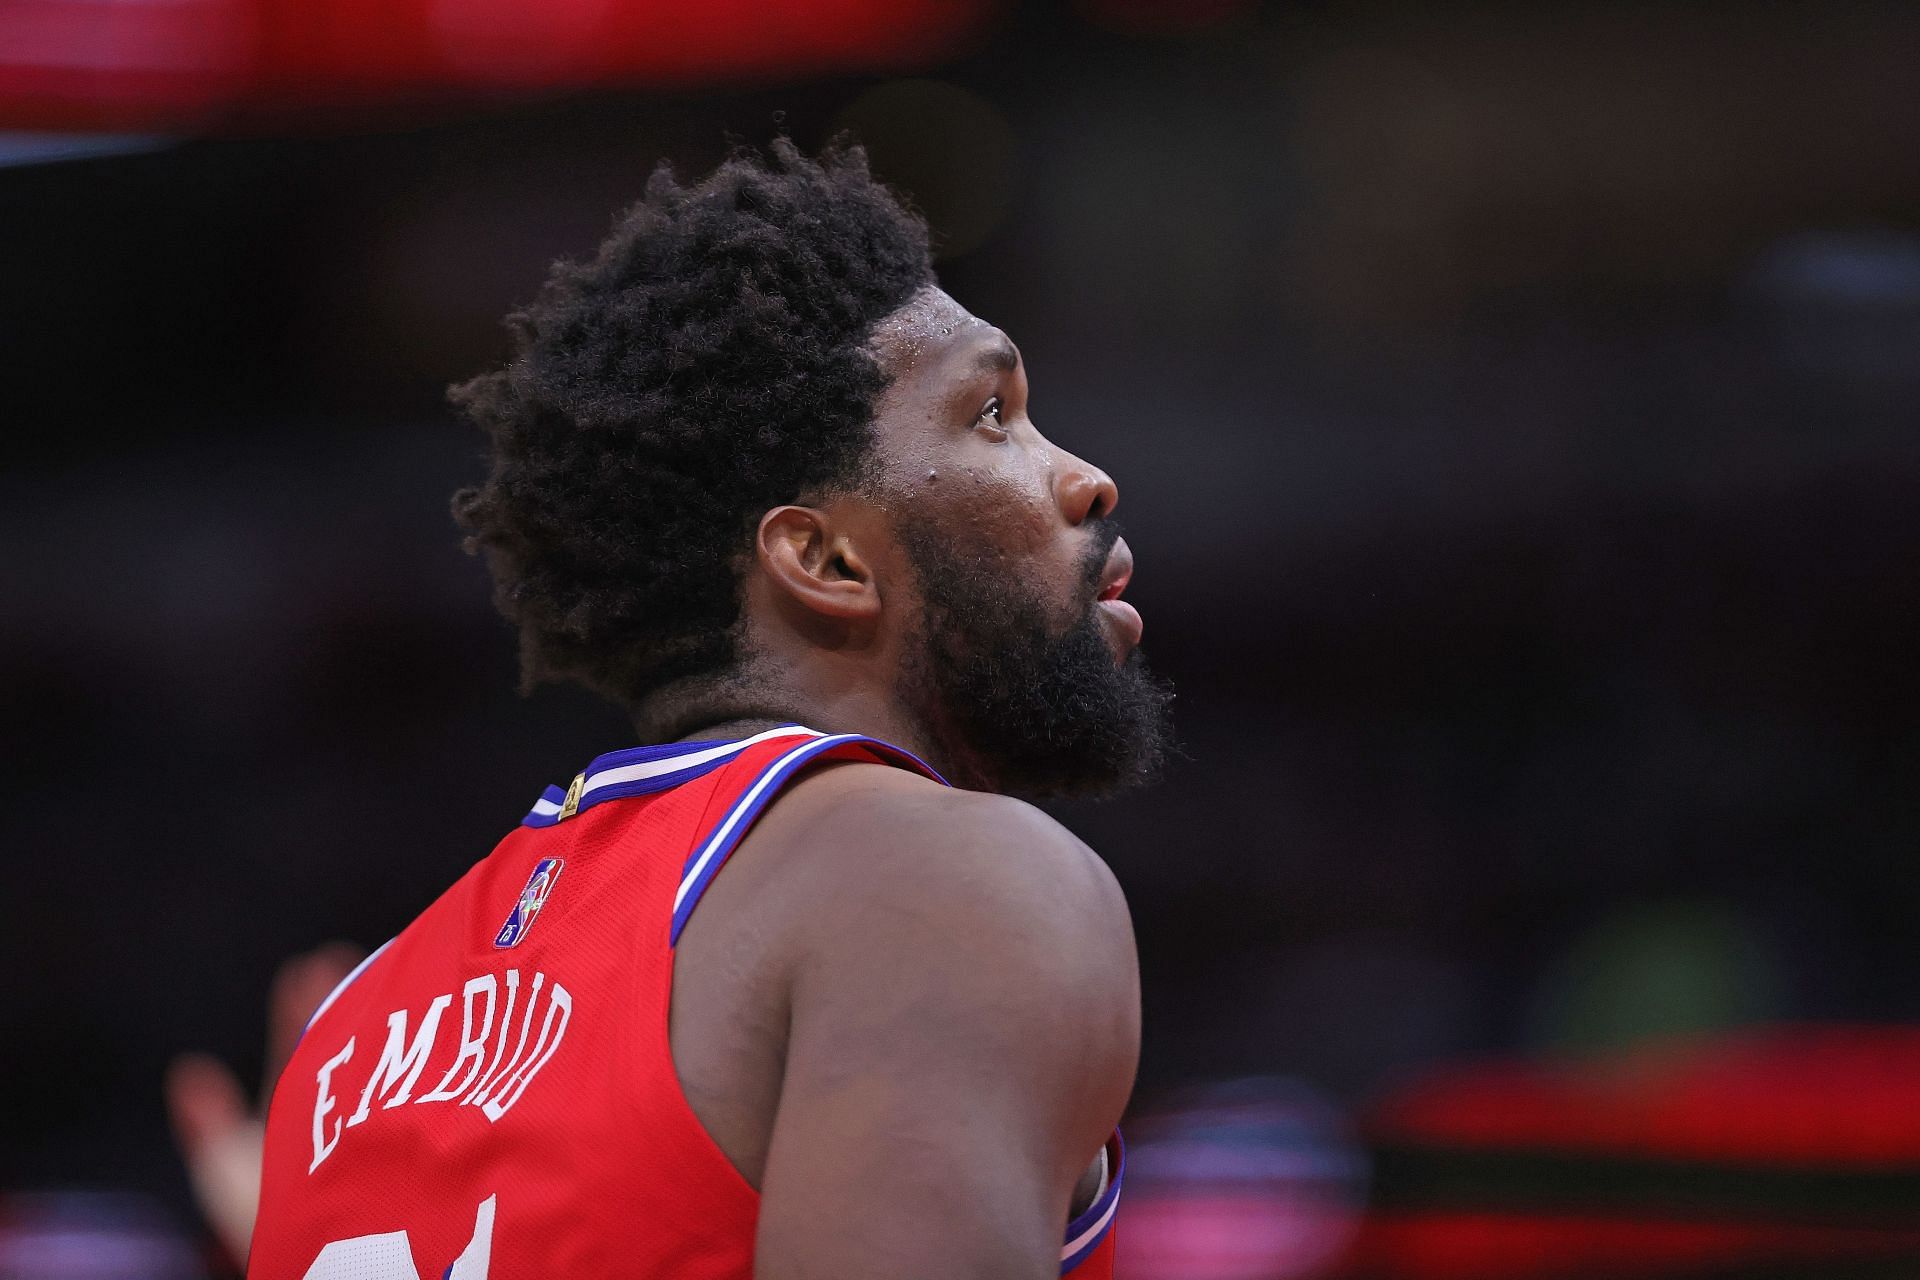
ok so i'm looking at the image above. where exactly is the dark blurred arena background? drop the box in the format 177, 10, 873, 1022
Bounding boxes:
4, 1, 1919, 1276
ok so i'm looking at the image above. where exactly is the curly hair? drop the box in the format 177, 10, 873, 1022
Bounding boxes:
450, 140, 934, 708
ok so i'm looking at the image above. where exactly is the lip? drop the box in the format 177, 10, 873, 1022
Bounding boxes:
1096, 537, 1134, 602
1096, 598, 1144, 655
1093, 538, 1142, 656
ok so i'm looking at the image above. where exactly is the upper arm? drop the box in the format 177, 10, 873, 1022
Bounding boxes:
753, 779, 1138, 1280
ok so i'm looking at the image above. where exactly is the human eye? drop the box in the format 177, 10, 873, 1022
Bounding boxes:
975, 396, 1006, 430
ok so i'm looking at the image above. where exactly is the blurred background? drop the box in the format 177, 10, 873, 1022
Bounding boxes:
3, 1, 1918, 1276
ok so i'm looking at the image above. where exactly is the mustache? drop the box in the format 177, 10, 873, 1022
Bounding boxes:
1077, 517, 1124, 601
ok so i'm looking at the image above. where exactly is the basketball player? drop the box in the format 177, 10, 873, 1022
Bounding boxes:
239, 142, 1172, 1278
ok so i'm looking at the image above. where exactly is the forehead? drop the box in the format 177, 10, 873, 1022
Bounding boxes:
867, 286, 1016, 391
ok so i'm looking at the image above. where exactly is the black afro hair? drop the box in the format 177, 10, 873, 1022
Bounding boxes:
450, 140, 935, 709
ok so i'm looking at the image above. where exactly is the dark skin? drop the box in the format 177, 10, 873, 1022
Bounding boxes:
666, 287, 1142, 1278
166, 288, 1142, 1278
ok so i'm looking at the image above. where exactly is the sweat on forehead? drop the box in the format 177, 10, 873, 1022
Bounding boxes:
868, 287, 990, 374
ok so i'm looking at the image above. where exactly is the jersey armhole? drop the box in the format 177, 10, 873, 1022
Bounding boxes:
1061, 1131, 1125, 1274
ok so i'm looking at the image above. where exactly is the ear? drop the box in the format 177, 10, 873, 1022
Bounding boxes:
755, 505, 882, 621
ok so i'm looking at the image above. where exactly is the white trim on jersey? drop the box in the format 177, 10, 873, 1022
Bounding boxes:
1061, 1184, 1121, 1264
670, 733, 855, 917
524, 725, 821, 822
582, 725, 818, 799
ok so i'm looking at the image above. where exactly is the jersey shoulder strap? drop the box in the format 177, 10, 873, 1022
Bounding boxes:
668, 728, 947, 944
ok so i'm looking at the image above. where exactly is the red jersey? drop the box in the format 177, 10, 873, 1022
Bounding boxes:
252, 726, 1123, 1278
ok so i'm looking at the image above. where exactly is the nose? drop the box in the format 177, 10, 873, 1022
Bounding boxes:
1055, 445, 1119, 526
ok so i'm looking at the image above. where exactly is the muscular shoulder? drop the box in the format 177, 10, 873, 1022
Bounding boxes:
747, 764, 1140, 1274
760, 762, 1136, 987
748, 762, 1138, 1096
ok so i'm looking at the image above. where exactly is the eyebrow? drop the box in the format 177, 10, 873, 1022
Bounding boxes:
972, 338, 1020, 375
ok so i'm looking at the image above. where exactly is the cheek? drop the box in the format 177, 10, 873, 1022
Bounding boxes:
903, 433, 1063, 563
946, 464, 1054, 559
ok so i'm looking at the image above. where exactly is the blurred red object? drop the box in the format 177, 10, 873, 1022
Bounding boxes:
1373, 1024, 1920, 1166
0, 0, 990, 132
1341, 1026, 1920, 1279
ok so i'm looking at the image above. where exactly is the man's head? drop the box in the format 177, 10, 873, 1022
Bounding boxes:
454, 142, 1170, 798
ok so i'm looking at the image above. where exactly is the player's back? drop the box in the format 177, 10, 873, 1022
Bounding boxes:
249, 725, 1123, 1278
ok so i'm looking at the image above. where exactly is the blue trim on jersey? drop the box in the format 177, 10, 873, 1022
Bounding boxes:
300, 938, 395, 1040
520, 726, 821, 828
1060, 1132, 1124, 1274
668, 733, 949, 946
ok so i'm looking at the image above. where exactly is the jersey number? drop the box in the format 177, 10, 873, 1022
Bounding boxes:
301, 1195, 495, 1280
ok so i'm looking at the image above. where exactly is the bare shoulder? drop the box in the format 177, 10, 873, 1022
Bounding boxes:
748, 760, 1139, 1102
762, 761, 1137, 976
748, 764, 1141, 1275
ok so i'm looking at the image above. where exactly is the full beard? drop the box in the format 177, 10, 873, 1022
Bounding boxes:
894, 517, 1174, 799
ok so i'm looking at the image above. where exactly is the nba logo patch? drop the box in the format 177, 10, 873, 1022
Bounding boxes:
495, 857, 563, 949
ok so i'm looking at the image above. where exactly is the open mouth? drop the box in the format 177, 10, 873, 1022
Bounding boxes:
1093, 538, 1142, 653
1094, 536, 1135, 604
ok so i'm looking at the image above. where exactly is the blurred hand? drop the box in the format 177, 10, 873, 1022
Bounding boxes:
166, 943, 363, 1266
